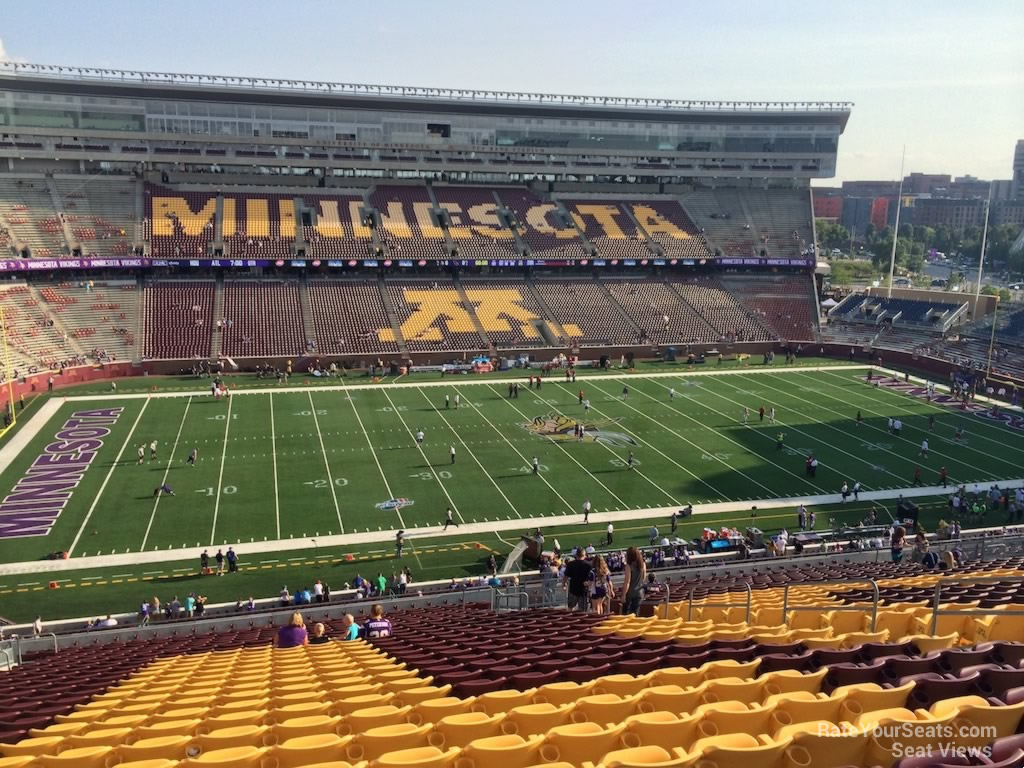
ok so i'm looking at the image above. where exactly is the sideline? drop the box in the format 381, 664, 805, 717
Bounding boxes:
0, 396, 63, 476
0, 479, 1016, 578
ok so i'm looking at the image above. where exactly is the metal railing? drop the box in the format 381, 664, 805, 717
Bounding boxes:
0, 646, 11, 671
782, 579, 881, 633
491, 586, 530, 613
929, 575, 1024, 635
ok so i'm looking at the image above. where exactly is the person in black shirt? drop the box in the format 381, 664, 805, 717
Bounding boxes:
562, 547, 592, 612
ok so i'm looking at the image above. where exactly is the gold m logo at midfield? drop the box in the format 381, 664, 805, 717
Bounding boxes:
378, 288, 581, 342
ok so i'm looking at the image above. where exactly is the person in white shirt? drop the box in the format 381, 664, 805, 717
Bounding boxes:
312, 581, 324, 602
893, 419, 903, 436
606, 522, 614, 545
852, 481, 861, 500
415, 430, 424, 445
920, 439, 929, 458
668, 388, 676, 400
32, 616, 42, 637
582, 499, 591, 522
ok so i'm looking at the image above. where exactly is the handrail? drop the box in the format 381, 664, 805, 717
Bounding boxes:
929, 575, 1024, 635
0, 647, 11, 671
683, 583, 752, 623
781, 578, 880, 631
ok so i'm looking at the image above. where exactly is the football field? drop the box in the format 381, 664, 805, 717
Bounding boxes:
1, 364, 1022, 567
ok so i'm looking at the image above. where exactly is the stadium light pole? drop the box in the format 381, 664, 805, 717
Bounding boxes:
886, 146, 906, 299
972, 181, 994, 322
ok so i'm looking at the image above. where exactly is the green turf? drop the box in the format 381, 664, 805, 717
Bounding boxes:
1, 363, 1022, 622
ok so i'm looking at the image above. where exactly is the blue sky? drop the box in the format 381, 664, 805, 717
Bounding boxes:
1, 0, 1021, 184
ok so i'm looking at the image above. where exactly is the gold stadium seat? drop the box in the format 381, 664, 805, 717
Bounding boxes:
502, 703, 576, 736
908, 602, 977, 639
367, 745, 460, 767
594, 673, 656, 697
539, 722, 627, 765
761, 668, 826, 696
872, 609, 917, 638
929, 696, 1024, 746
37, 745, 113, 768
650, 667, 703, 688
572, 693, 643, 724
350, 724, 432, 762
0, 760, 47, 768
66, 726, 133, 748
973, 607, 1024, 642
903, 632, 959, 652
860, 708, 958, 768
0, 736, 67, 757
832, 681, 914, 718
591, 745, 699, 767
272, 714, 345, 741
774, 720, 870, 768
343, 705, 412, 733
332, 694, 395, 716
534, 681, 598, 706
453, 734, 546, 768
192, 724, 270, 751
150, 707, 211, 723
472, 689, 537, 715
430, 713, 506, 749
701, 677, 765, 705
693, 701, 775, 738
701, 659, 761, 680
134, 719, 204, 739
116, 734, 194, 762
620, 711, 701, 752
762, 691, 846, 728
111, 760, 182, 768
686, 733, 790, 768
267, 733, 354, 765
785, 628, 831, 641
26, 723, 88, 739
395, 685, 452, 706
204, 710, 273, 730
179, 745, 269, 767
639, 685, 704, 715
409, 697, 477, 724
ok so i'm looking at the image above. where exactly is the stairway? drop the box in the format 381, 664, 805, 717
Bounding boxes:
663, 282, 722, 339
293, 198, 305, 255
44, 177, 78, 255
491, 191, 529, 256
523, 279, 572, 341
134, 177, 145, 250
553, 199, 594, 255
595, 277, 644, 337
298, 273, 316, 347
378, 275, 408, 356
133, 276, 145, 362
213, 195, 225, 255
425, 184, 456, 256
27, 284, 87, 358
454, 275, 494, 352
622, 204, 666, 257
209, 274, 224, 358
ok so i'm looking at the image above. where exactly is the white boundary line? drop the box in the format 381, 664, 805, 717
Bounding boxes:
141, 396, 191, 551
0, 397, 62, 475
67, 398, 150, 556
209, 395, 233, 546
339, 379, 407, 532
269, 392, 280, 540
308, 391, 344, 534
416, 387, 522, 520
33, 364, 873, 403
17, 478, 1021, 577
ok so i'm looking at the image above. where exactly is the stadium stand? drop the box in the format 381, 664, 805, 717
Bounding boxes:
39, 280, 138, 362
142, 280, 214, 359
145, 184, 216, 259
385, 279, 486, 351
460, 278, 568, 347
743, 189, 814, 259
223, 193, 296, 258
432, 186, 519, 259
302, 194, 376, 259
5, 554, 1024, 766
220, 280, 307, 358
307, 279, 400, 355
724, 274, 819, 340
627, 200, 713, 260
558, 200, 655, 260
680, 188, 760, 257
52, 178, 136, 258
0, 283, 79, 370
497, 188, 589, 259
534, 279, 642, 345
833, 296, 968, 331
369, 185, 448, 260
671, 277, 773, 342
0, 178, 66, 258
603, 278, 718, 344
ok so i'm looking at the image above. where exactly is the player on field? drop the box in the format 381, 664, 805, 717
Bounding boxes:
742, 407, 749, 424
443, 507, 458, 530
856, 410, 863, 427
578, 390, 585, 405
583, 399, 591, 413
449, 445, 456, 464
153, 483, 175, 498
532, 456, 540, 474
187, 448, 198, 466
768, 407, 776, 424
627, 451, 635, 470
668, 387, 676, 400
150, 440, 158, 462
137, 444, 145, 465
454, 393, 460, 409
582, 499, 591, 523
445, 394, 450, 409
622, 386, 629, 401
776, 432, 785, 450
928, 414, 935, 431
415, 429, 425, 445
919, 439, 929, 458
758, 406, 765, 422
852, 481, 861, 500
954, 426, 965, 443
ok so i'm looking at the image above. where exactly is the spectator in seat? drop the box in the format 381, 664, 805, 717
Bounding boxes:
364, 604, 393, 639
276, 612, 308, 648
308, 622, 330, 645
341, 613, 360, 641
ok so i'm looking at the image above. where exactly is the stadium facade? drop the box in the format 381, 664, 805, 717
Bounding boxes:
0, 61, 855, 383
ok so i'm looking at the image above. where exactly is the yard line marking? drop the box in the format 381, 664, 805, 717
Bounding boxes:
487, 384, 629, 509
711, 374, 955, 489
786, 370, 999, 479
141, 396, 192, 551
269, 393, 281, 539
382, 389, 465, 524
209, 395, 234, 545
638, 378, 837, 494
68, 397, 151, 556
591, 379, 790, 497
308, 391, 345, 534
416, 387, 522, 520
535, 392, 683, 506
814, 369, 1024, 460
459, 391, 574, 514
339, 382, 405, 530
